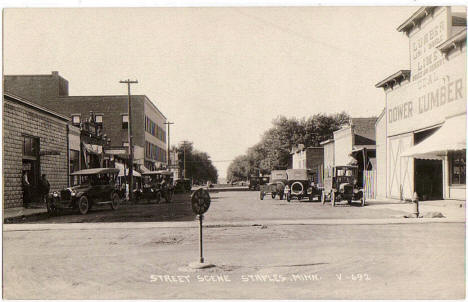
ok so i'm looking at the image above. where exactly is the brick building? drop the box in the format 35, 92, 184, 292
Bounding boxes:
4, 72, 168, 171
3, 93, 69, 208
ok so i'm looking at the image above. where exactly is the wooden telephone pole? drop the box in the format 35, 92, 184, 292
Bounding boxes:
164, 121, 174, 168
119, 79, 138, 201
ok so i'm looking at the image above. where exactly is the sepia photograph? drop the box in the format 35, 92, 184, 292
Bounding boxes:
2, 1, 467, 299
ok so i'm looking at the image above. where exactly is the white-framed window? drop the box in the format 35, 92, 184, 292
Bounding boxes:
95, 114, 103, 124
71, 114, 81, 125
122, 115, 128, 129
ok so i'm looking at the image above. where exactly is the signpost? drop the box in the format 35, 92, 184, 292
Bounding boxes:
190, 188, 212, 268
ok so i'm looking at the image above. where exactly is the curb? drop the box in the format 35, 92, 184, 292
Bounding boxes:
4, 217, 465, 232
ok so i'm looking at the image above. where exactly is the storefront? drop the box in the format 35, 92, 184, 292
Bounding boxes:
3, 93, 69, 208
375, 6, 466, 201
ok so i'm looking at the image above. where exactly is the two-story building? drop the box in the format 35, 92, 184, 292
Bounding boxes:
375, 6, 466, 201
4, 72, 168, 172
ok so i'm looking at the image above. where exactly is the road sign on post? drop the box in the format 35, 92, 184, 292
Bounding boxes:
189, 188, 214, 269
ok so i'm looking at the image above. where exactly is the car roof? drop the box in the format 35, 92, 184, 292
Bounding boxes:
70, 168, 120, 176
141, 170, 173, 176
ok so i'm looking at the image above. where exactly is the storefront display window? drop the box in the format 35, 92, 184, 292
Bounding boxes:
451, 152, 466, 185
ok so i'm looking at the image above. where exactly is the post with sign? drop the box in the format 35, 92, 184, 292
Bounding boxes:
189, 188, 213, 269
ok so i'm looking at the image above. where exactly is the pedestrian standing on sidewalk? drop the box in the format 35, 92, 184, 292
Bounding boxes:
39, 174, 50, 204
22, 171, 31, 208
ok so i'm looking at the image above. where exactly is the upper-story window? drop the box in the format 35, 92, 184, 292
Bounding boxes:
71, 114, 81, 126
95, 114, 103, 124
122, 115, 128, 129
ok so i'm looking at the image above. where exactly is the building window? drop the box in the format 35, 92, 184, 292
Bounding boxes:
23, 136, 39, 158
72, 115, 81, 126
451, 152, 466, 185
95, 114, 103, 124
122, 115, 128, 129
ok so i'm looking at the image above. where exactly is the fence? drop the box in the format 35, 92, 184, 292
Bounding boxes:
363, 170, 376, 200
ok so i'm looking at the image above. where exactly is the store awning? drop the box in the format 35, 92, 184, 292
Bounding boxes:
115, 162, 141, 177
401, 114, 466, 160
140, 165, 151, 173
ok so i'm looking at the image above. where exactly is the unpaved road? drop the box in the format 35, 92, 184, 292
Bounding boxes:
3, 222, 465, 299
5, 191, 408, 224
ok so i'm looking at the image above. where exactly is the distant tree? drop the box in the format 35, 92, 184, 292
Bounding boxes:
175, 141, 218, 184
228, 112, 350, 176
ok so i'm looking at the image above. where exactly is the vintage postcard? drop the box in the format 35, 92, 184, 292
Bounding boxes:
2, 2, 466, 300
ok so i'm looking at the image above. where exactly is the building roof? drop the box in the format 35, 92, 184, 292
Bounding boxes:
319, 138, 334, 146
396, 6, 437, 34
437, 28, 467, 54
375, 70, 411, 89
4, 92, 70, 122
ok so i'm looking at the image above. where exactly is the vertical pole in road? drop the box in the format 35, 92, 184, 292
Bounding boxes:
164, 121, 174, 168
199, 214, 204, 263
120, 79, 138, 202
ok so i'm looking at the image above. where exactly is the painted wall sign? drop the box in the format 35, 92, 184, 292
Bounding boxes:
387, 7, 466, 137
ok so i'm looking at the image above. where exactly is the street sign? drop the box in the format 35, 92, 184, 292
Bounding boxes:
191, 188, 211, 215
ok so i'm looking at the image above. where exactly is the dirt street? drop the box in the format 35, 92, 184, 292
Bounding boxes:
3, 191, 465, 299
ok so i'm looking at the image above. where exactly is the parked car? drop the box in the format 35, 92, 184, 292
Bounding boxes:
259, 170, 287, 200
321, 165, 364, 207
140, 171, 163, 203
46, 168, 120, 215
174, 178, 192, 193
283, 169, 315, 202
249, 175, 269, 190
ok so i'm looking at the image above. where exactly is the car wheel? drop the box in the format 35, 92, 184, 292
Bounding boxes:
271, 193, 276, 199
279, 193, 284, 200
78, 196, 89, 215
155, 192, 161, 204
331, 191, 336, 207
287, 193, 291, 202
309, 194, 313, 202
46, 200, 58, 216
260, 191, 265, 200
165, 191, 173, 203
111, 193, 120, 210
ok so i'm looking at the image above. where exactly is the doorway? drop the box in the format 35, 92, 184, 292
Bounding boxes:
414, 159, 443, 200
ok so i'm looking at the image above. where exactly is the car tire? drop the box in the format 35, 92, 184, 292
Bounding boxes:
111, 193, 120, 210
260, 191, 265, 200
78, 196, 89, 215
287, 193, 291, 202
46, 200, 58, 216
309, 194, 313, 202
271, 193, 276, 199
361, 197, 365, 207
165, 191, 173, 203
279, 193, 284, 200
155, 192, 161, 204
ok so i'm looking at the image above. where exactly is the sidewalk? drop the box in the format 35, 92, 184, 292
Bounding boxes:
366, 198, 466, 219
3, 203, 47, 220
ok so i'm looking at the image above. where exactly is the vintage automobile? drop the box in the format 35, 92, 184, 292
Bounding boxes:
259, 170, 287, 200
283, 169, 316, 202
46, 168, 120, 215
141, 170, 174, 203
174, 178, 192, 193
248, 175, 269, 191
321, 165, 364, 207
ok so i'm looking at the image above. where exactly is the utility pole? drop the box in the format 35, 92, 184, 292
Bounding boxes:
181, 140, 190, 179
164, 121, 174, 168
120, 79, 138, 201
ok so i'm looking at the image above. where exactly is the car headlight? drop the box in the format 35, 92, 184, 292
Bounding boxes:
151, 189, 154, 192
70, 190, 76, 196
53, 191, 59, 198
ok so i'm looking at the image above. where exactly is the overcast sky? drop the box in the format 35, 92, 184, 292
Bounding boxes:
4, 5, 423, 179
